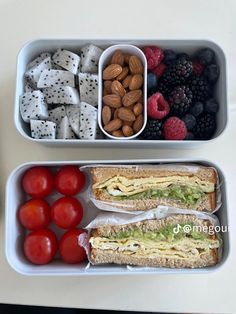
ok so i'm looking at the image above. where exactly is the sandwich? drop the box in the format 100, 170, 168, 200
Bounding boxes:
89, 214, 221, 268
91, 165, 217, 212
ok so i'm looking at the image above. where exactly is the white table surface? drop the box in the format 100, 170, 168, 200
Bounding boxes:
0, 0, 236, 313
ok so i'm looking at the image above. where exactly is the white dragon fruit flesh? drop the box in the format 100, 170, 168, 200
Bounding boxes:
52, 49, 80, 75
20, 91, 48, 123
66, 104, 80, 137
37, 69, 75, 88
25, 57, 52, 88
42, 86, 80, 105
56, 116, 76, 139
30, 120, 56, 139
79, 102, 97, 139
27, 52, 51, 69
79, 72, 98, 106
48, 105, 66, 124
80, 44, 103, 73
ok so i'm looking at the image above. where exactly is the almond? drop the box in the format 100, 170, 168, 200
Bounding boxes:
110, 50, 124, 66
112, 130, 124, 137
133, 114, 144, 133
124, 53, 131, 64
116, 67, 129, 81
122, 75, 132, 88
118, 107, 136, 122
114, 108, 119, 119
103, 94, 121, 108
104, 80, 112, 94
104, 119, 122, 132
133, 102, 143, 116
122, 89, 142, 107
102, 105, 112, 125
103, 64, 122, 80
123, 120, 133, 127
111, 80, 126, 97
129, 56, 144, 74
122, 125, 134, 137
129, 74, 143, 90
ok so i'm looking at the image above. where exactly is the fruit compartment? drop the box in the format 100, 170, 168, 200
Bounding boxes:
5, 159, 229, 275
15, 39, 227, 148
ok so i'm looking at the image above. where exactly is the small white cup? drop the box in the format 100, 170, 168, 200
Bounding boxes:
98, 44, 147, 140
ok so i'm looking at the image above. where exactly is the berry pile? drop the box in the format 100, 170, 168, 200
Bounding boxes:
142, 46, 220, 140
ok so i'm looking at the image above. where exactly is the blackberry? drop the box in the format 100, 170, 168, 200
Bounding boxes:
177, 53, 190, 61
162, 58, 193, 86
189, 75, 211, 102
194, 113, 216, 140
168, 86, 193, 117
157, 81, 172, 99
142, 120, 163, 140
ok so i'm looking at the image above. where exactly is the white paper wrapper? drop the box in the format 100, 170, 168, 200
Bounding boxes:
78, 206, 223, 270
81, 163, 222, 215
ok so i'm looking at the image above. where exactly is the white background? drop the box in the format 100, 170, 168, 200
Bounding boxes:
0, 0, 236, 313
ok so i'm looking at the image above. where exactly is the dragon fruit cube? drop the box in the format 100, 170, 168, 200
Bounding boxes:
37, 69, 75, 88
20, 91, 48, 123
52, 49, 80, 75
80, 44, 103, 73
79, 72, 98, 106
30, 120, 56, 139
25, 57, 52, 88
56, 116, 76, 139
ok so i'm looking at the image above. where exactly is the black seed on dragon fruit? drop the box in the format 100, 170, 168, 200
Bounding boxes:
66, 104, 80, 137
30, 120, 56, 139
20, 91, 48, 123
79, 72, 98, 106
80, 44, 103, 73
42, 86, 80, 105
79, 102, 97, 140
56, 116, 76, 139
52, 49, 80, 75
48, 105, 66, 125
25, 57, 52, 88
37, 69, 75, 88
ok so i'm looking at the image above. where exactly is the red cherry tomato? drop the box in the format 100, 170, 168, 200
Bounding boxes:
55, 166, 85, 196
18, 199, 51, 230
51, 196, 83, 229
24, 229, 57, 265
22, 167, 54, 198
59, 229, 87, 264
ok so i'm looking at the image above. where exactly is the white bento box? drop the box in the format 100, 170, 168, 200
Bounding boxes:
5, 159, 229, 276
15, 39, 228, 148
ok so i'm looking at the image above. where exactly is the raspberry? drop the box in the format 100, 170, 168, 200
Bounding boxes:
152, 63, 166, 78
143, 46, 164, 70
192, 60, 204, 75
147, 92, 170, 120
163, 117, 187, 140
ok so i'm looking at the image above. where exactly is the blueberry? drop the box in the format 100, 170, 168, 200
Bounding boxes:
147, 72, 158, 94
190, 102, 204, 117
205, 98, 219, 113
185, 132, 195, 140
182, 114, 196, 131
163, 50, 177, 65
203, 64, 219, 83
196, 48, 215, 65
177, 52, 190, 61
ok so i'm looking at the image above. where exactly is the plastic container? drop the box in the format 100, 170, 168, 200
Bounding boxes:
98, 44, 147, 139
15, 39, 228, 148
5, 159, 229, 276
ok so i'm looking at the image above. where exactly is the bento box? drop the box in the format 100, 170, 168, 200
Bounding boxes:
5, 159, 229, 275
15, 39, 228, 148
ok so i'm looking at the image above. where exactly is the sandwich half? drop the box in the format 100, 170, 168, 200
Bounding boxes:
89, 214, 220, 268
92, 165, 217, 212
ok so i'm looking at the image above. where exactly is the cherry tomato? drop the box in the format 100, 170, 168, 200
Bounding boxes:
51, 196, 83, 229
55, 166, 85, 196
18, 199, 51, 230
59, 229, 87, 264
24, 229, 57, 265
22, 166, 54, 198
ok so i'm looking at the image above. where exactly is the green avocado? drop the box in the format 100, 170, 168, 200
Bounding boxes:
112, 223, 208, 242
111, 185, 204, 206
